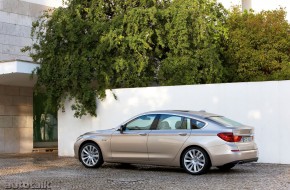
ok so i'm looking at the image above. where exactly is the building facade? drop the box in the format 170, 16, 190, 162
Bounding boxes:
0, 0, 60, 153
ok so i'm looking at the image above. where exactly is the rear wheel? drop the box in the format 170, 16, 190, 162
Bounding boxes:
79, 143, 104, 168
181, 147, 211, 175
217, 163, 236, 171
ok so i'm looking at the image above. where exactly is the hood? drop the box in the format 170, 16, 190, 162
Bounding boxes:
82, 128, 115, 136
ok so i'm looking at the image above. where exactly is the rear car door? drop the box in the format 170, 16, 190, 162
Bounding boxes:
147, 114, 191, 162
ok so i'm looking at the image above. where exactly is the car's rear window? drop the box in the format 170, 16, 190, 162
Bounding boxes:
207, 116, 243, 127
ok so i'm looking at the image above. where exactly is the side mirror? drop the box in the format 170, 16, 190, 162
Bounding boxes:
119, 125, 126, 133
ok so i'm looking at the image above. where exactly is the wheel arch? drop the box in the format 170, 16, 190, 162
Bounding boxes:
78, 140, 102, 161
179, 145, 212, 168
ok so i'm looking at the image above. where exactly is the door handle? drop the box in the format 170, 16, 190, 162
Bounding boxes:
138, 133, 147, 136
178, 133, 187, 136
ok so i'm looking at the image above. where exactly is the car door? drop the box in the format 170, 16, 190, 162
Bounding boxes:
110, 114, 157, 161
147, 114, 191, 162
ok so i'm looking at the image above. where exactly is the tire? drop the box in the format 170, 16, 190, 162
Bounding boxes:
79, 143, 104, 168
217, 163, 236, 171
181, 147, 211, 175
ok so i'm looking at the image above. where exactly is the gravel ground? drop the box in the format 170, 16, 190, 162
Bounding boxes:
0, 153, 289, 190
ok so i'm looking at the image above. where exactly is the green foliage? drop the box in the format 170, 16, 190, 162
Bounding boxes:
158, 0, 227, 85
23, 1, 290, 118
224, 7, 290, 82
24, 0, 228, 118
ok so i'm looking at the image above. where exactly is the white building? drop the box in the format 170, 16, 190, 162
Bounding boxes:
0, 0, 61, 153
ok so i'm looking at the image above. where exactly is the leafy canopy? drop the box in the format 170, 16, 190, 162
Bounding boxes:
24, 0, 228, 117
223, 7, 290, 82
157, 0, 227, 85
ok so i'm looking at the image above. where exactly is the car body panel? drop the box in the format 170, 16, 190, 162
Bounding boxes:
110, 130, 151, 161
207, 146, 258, 166
232, 127, 257, 151
74, 129, 114, 161
147, 129, 191, 162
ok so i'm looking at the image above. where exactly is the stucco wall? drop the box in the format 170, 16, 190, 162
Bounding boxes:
58, 80, 290, 164
0, 85, 33, 153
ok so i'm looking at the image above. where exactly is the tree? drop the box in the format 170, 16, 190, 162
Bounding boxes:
223, 8, 290, 82
23, 0, 228, 117
157, 0, 227, 85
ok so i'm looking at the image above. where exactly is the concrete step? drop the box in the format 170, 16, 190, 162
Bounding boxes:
32, 148, 58, 153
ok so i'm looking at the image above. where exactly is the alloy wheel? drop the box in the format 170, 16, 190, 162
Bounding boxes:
182, 147, 210, 175
80, 143, 103, 168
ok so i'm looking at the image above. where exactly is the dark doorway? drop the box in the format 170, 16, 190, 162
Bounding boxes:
33, 93, 58, 148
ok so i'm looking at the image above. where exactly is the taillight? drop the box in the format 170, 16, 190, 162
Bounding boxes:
217, 132, 242, 142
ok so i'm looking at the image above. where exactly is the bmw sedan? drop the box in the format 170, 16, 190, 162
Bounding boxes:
74, 110, 258, 175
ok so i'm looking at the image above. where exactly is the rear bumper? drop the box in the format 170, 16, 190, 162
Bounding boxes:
208, 144, 258, 166
225, 157, 258, 165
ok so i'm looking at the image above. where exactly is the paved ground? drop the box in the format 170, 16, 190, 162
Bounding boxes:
0, 153, 289, 190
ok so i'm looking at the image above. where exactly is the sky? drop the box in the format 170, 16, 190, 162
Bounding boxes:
21, 0, 63, 7
217, 0, 290, 21
21, 0, 290, 22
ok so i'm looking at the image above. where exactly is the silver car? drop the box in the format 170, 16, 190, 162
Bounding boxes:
74, 110, 258, 175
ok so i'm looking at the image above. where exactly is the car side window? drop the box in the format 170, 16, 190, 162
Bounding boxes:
125, 114, 157, 130
191, 119, 206, 129
156, 114, 189, 130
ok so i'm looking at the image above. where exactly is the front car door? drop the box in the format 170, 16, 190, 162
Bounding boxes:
147, 114, 191, 163
110, 114, 157, 162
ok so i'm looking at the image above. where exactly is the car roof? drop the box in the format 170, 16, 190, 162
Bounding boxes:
143, 110, 221, 119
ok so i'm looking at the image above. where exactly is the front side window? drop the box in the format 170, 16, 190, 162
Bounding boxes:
126, 114, 157, 130
156, 114, 189, 130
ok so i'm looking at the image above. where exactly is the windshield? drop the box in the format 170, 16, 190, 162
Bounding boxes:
207, 116, 243, 127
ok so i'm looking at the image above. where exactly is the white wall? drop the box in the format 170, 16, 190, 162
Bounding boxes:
58, 80, 290, 164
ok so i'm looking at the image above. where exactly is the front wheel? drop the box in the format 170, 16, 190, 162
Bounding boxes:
79, 143, 104, 168
181, 147, 211, 175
